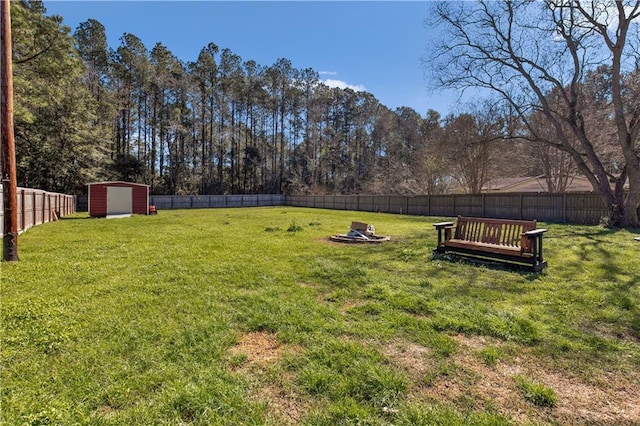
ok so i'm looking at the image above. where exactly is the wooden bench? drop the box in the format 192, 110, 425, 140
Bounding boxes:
434, 216, 547, 272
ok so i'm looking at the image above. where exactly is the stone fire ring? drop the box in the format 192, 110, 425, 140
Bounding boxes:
329, 234, 391, 244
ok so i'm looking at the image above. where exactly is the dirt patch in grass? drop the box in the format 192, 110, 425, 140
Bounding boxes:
314, 237, 341, 245
339, 300, 365, 314
94, 405, 119, 419
580, 320, 640, 343
256, 375, 313, 425
229, 331, 285, 367
451, 335, 640, 425
229, 332, 310, 424
297, 282, 319, 289
382, 339, 436, 378
384, 335, 640, 425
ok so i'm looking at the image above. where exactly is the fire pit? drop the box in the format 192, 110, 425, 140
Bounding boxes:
329, 221, 390, 244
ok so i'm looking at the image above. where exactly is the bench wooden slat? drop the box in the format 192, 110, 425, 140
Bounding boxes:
456, 217, 534, 248
503, 223, 515, 246
446, 239, 527, 257
434, 216, 547, 272
484, 222, 501, 245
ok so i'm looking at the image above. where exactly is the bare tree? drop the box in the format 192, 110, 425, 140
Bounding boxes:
442, 112, 501, 194
416, 109, 451, 195
527, 109, 579, 192
428, 1, 640, 227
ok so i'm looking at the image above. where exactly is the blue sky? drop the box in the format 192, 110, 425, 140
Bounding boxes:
44, 1, 466, 116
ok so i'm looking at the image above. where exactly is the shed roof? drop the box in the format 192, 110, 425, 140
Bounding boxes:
482, 175, 628, 193
88, 181, 149, 187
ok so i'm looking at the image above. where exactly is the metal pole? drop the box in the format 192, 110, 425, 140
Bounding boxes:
1, 0, 18, 261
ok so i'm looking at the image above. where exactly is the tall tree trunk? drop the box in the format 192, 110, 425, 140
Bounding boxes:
1, 0, 19, 261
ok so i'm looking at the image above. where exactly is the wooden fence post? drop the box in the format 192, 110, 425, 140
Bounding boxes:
453, 195, 457, 217
519, 193, 523, 220
20, 188, 25, 231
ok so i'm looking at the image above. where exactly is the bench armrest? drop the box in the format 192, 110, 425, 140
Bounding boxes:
434, 222, 455, 252
433, 222, 454, 230
524, 228, 547, 237
521, 228, 547, 261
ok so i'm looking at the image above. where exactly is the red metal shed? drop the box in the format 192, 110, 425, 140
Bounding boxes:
88, 181, 149, 217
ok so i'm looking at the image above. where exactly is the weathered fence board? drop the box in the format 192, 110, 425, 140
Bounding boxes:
285, 193, 609, 224
0, 186, 76, 235
146, 194, 285, 210
429, 195, 456, 217
407, 196, 429, 216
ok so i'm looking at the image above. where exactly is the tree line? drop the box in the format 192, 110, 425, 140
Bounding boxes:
12, 0, 450, 197
5, 1, 560, 197
8, 0, 640, 226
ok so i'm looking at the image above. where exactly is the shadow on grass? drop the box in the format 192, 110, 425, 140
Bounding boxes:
60, 215, 92, 221
430, 253, 545, 280
548, 226, 640, 283
547, 225, 640, 239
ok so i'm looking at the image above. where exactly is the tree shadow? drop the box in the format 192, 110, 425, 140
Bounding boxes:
547, 226, 640, 239
545, 226, 640, 287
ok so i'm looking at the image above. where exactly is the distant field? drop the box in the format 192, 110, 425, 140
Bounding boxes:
2, 207, 639, 425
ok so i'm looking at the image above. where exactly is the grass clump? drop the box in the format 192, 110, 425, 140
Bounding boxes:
514, 375, 557, 407
287, 219, 304, 232
476, 346, 502, 367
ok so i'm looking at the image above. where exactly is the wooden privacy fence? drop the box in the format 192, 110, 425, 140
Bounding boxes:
0, 186, 76, 235
286, 193, 610, 224
149, 194, 285, 210
77, 191, 611, 224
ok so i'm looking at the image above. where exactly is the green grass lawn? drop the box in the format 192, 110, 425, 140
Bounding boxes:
2, 207, 639, 425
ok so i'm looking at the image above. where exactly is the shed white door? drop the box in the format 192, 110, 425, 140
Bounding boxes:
107, 186, 133, 215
